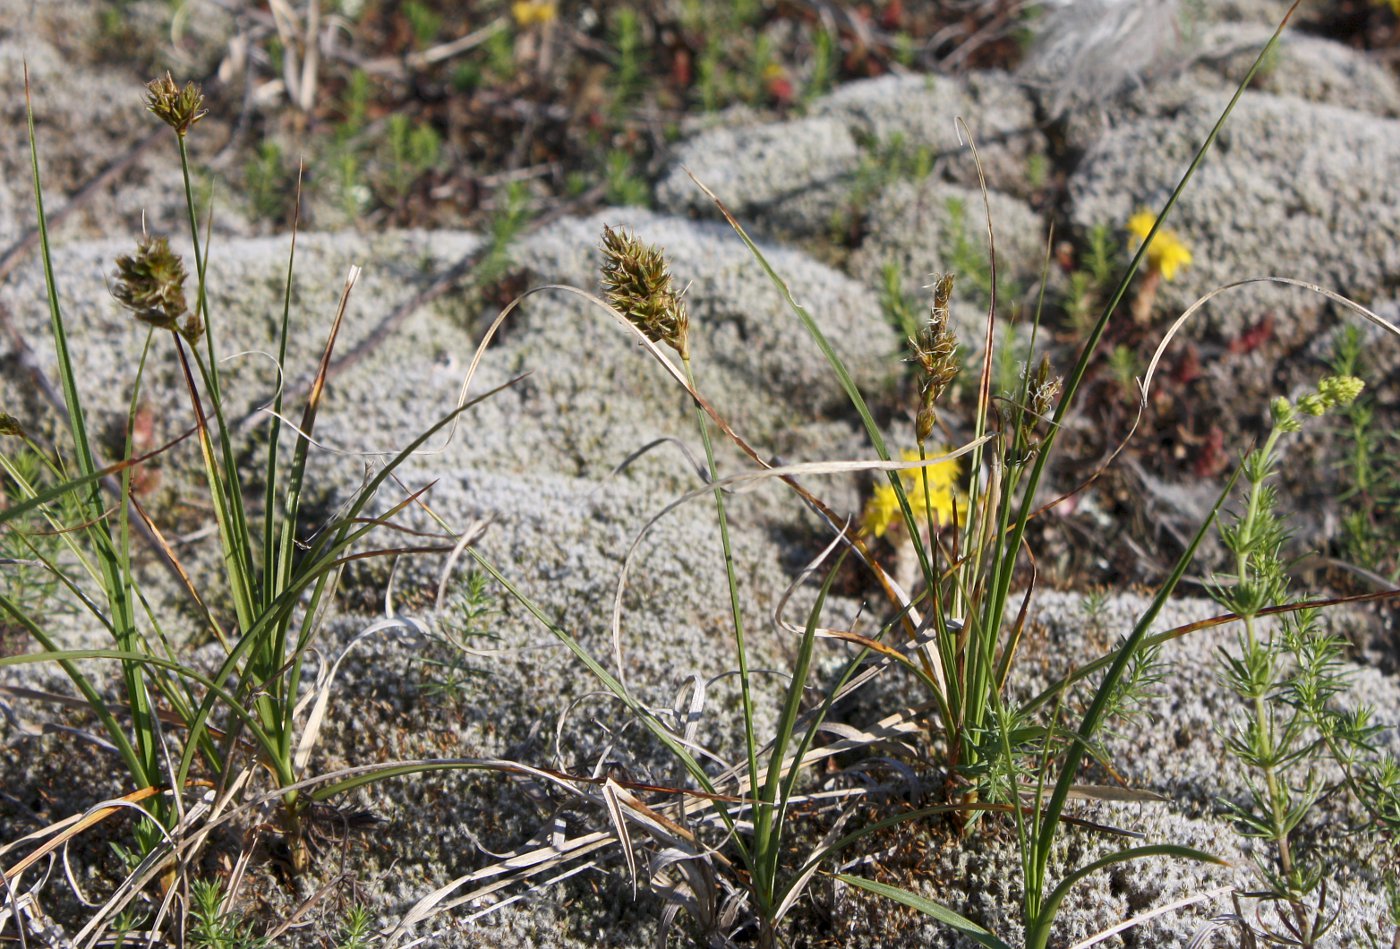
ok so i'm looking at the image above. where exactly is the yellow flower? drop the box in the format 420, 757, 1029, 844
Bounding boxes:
1127, 209, 1193, 281
512, 0, 557, 27
861, 449, 967, 538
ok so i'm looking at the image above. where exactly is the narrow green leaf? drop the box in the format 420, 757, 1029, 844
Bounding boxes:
836, 874, 1012, 949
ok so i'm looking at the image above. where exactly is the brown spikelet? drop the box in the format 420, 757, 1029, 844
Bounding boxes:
145, 72, 207, 137
909, 273, 959, 444
600, 225, 690, 360
112, 236, 202, 344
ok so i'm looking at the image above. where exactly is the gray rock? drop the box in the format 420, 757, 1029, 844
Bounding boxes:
847, 179, 1048, 316
0, 14, 246, 250
817, 73, 1046, 202
657, 115, 860, 239
1187, 24, 1400, 118
1068, 89, 1400, 346
657, 72, 1049, 240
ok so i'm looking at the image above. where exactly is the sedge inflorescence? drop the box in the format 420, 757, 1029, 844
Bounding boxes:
600, 224, 691, 359
111, 235, 204, 344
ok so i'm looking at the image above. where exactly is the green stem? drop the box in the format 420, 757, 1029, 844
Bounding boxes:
683, 355, 764, 903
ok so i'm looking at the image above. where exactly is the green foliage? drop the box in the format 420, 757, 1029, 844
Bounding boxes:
604, 149, 650, 207
1063, 222, 1119, 333
0, 446, 66, 624
1208, 377, 1395, 944
941, 195, 1019, 310
1330, 325, 1399, 581
244, 141, 290, 223
878, 262, 922, 342
383, 114, 442, 205
472, 179, 532, 290
3, 78, 490, 893
189, 879, 264, 949
610, 7, 645, 110
806, 28, 836, 102
335, 903, 376, 949
1025, 153, 1049, 192
418, 572, 499, 703
403, 1, 442, 49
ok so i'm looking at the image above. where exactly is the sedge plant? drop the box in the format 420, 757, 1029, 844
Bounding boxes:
436, 224, 979, 947
0, 71, 488, 891
680, 3, 1317, 944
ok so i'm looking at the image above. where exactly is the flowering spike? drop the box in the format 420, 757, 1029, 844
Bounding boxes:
600, 225, 690, 359
909, 273, 959, 443
145, 72, 207, 137
112, 236, 201, 343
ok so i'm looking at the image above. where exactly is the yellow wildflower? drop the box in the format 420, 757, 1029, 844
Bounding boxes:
1127, 209, 1193, 281
512, 0, 557, 27
861, 449, 967, 538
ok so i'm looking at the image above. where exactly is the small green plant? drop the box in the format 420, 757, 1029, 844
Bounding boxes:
403, 0, 442, 49
604, 149, 650, 207
877, 262, 922, 342
472, 179, 532, 290
335, 902, 376, 949
610, 7, 645, 111
189, 878, 264, 949
1025, 152, 1049, 192
244, 141, 290, 223
1330, 325, 1399, 582
383, 114, 441, 206
942, 195, 1019, 310
418, 572, 499, 702
1063, 222, 1119, 333
1207, 376, 1400, 945
805, 27, 836, 102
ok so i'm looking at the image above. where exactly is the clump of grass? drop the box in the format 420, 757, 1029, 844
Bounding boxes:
2, 70, 494, 925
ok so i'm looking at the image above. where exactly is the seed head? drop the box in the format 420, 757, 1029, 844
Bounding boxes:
909, 274, 959, 443
0, 412, 26, 438
113, 236, 203, 343
600, 225, 690, 359
145, 72, 207, 137
1017, 353, 1062, 459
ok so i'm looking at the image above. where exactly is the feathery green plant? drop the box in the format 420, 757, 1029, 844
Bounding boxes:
1330, 325, 1400, 583
1210, 377, 1400, 946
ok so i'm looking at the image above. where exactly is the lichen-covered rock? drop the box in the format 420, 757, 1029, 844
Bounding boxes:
657, 71, 1049, 240
1051, 23, 1400, 150
656, 115, 859, 238
846, 179, 1048, 315
1186, 24, 1400, 118
1068, 90, 1400, 346
817, 72, 1046, 201
0, 13, 245, 249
